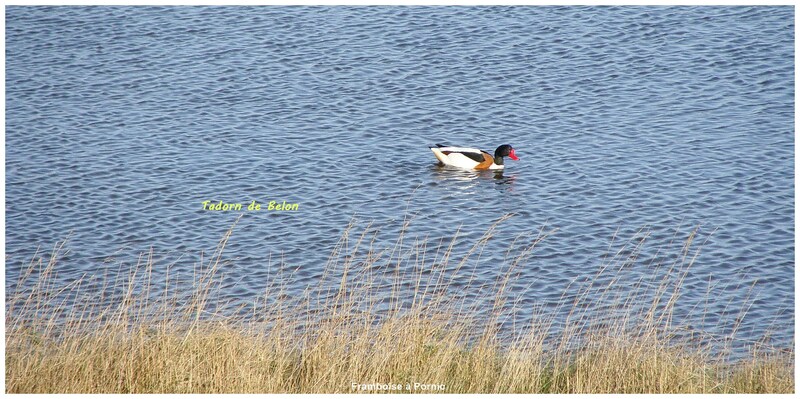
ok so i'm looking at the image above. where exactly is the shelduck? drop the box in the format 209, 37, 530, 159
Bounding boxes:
429, 144, 519, 170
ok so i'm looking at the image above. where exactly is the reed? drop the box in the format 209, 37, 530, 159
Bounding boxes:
5, 216, 794, 393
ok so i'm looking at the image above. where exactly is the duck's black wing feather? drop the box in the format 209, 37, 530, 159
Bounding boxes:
459, 151, 489, 163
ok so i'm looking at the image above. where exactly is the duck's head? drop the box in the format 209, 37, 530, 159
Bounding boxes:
494, 144, 519, 163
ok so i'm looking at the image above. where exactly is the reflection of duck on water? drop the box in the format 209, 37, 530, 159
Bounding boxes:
429, 144, 519, 170
493, 171, 515, 184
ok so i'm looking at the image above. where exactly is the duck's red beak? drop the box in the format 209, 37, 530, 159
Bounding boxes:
509, 149, 519, 161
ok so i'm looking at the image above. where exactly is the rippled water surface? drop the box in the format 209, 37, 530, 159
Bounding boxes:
6, 6, 794, 353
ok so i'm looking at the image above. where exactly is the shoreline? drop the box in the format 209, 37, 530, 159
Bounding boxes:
5, 218, 794, 394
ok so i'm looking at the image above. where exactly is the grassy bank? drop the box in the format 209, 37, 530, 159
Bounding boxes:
5, 216, 794, 393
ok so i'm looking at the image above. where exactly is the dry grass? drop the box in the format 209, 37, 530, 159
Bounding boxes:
5, 216, 794, 393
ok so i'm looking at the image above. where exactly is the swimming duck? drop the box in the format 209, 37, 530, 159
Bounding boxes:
429, 144, 519, 170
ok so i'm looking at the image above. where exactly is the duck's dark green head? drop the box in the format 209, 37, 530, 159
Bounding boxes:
494, 145, 519, 164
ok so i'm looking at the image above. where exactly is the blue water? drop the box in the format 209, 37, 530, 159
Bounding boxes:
5, 6, 794, 354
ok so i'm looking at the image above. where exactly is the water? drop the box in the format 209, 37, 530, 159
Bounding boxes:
5, 6, 794, 354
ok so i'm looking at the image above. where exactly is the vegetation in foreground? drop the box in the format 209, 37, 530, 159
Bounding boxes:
5, 216, 794, 393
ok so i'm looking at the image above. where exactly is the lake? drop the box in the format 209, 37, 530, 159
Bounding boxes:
5, 6, 794, 355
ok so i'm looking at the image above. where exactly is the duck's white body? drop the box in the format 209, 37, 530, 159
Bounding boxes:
429, 144, 518, 170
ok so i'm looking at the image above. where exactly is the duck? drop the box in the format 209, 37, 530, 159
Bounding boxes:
429, 143, 519, 170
